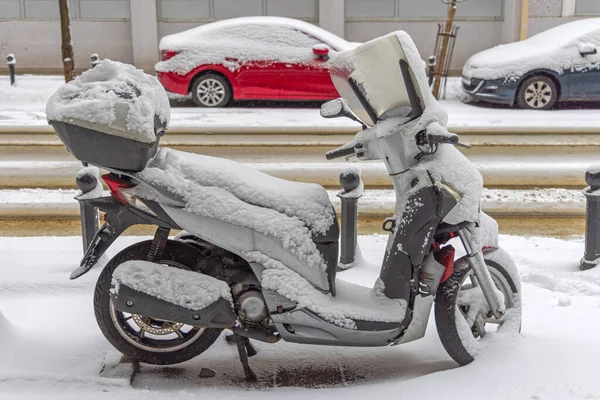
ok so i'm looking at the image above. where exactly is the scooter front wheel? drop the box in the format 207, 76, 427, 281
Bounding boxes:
435, 247, 522, 366
94, 240, 223, 365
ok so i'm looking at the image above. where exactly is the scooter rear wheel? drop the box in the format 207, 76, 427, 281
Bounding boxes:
434, 247, 522, 366
94, 240, 223, 365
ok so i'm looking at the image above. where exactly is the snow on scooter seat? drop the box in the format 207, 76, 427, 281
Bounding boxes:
112, 260, 232, 310
136, 148, 336, 271
45, 59, 170, 144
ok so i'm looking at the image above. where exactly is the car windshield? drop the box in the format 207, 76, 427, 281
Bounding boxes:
525, 18, 600, 50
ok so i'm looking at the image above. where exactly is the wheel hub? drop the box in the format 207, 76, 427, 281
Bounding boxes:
131, 314, 184, 336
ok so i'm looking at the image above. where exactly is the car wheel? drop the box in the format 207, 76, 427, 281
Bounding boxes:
191, 73, 232, 107
517, 75, 558, 110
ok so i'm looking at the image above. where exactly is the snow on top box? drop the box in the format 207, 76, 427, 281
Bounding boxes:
46, 60, 171, 171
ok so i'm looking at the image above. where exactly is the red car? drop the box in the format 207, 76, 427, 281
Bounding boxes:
155, 16, 357, 107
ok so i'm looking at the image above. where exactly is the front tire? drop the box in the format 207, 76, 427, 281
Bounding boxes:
94, 240, 223, 365
435, 248, 521, 366
517, 75, 558, 110
191, 73, 232, 107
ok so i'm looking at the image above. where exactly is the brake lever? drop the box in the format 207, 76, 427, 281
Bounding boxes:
456, 142, 471, 149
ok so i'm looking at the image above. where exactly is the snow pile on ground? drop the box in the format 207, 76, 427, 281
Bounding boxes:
46, 60, 170, 143
463, 18, 600, 80
136, 148, 335, 277
245, 251, 406, 329
112, 260, 232, 310
156, 16, 353, 75
0, 234, 599, 399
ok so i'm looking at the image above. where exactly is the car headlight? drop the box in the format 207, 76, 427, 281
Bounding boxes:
462, 75, 472, 86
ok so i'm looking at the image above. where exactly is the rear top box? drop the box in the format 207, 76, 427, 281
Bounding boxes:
47, 59, 170, 172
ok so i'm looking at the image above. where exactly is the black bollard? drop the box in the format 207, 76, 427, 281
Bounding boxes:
76, 166, 101, 252
338, 169, 363, 268
427, 55, 436, 87
581, 166, 600, 270
90, 53, 100, 68
6, 54, 16, 86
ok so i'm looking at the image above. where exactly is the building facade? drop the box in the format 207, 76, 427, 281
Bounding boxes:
0, 0, 599, 73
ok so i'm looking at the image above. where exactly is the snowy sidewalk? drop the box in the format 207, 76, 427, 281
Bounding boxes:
0, 188, 587, 219
2, 75, 600, 133
0, 234, 599, 399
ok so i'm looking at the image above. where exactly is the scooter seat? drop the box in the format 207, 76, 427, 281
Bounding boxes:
138, 148, 340, 292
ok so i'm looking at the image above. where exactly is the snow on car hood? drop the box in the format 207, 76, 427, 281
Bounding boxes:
463, 18, 600, 81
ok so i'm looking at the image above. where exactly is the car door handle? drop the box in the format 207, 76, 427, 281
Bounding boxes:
225, 57, 238, 62
285, 64, 293, 68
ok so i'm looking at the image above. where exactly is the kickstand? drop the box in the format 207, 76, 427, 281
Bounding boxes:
233, 334, 257, 382
226, 333, 257, 357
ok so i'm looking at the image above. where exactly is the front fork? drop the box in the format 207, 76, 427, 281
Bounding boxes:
458, 228, 504, 319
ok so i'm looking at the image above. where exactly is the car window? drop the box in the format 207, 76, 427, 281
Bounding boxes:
209, 23, 320, 48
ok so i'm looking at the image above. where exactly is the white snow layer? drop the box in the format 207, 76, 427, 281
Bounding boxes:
136, 148, 334, 271
1, 234, 600, 398
46, 59, 170, 143
112, 260, 232, 310
463, 18, 600, 80
245, 251, 406, 329
156, 16, 354, 75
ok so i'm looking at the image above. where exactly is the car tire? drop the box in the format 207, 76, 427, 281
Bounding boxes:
517, 75, 558, 110
191, 73, 232, 107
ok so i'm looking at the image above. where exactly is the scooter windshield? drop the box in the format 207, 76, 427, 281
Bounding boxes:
329, 33, 425, 127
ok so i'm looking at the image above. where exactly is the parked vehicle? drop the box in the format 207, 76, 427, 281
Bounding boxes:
462, 18, 600, 110
155, 16, 357, 107
48, 32, 521, 380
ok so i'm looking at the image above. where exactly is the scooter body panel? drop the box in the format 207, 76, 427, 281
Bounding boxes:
163, 205, 331, 293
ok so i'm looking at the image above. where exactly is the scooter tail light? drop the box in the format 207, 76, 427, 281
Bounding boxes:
102, 174, 133, 204
101, 174, 156, 216
435, 245, 456, 283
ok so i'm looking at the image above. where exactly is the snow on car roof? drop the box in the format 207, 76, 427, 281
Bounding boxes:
159, 16, 352, 52
464, 18, 600, 80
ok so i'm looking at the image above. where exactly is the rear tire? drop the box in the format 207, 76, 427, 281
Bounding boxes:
191, 73, 232, 107
94, 240, 223, 365
435, 248, 521, 366
517, 75, 558, 110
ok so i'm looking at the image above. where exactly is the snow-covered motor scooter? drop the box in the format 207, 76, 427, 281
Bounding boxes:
47, 31, 521, 380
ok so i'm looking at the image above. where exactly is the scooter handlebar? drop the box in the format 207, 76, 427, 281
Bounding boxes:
325, 146, 355, 160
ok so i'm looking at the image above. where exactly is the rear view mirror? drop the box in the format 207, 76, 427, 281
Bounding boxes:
578, 42, 597, 56
312, 44, 330, 60
320, 98, 366, 128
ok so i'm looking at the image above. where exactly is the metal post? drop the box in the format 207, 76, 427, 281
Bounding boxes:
581, 166, 600, 270
6, 54, 16, 86
76, 166, 101, 252
427, 56, 436, 86
337, 169, 363, 267
90, 53, 100, 68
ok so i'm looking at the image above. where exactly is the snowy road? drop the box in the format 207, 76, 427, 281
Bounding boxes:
1, 235, 599, 399
2, 76, 600, 132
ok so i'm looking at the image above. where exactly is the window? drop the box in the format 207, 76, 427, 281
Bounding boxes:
0, 0, 130, 19
157, 0, 318, 22
575, 0, 600, 15
345, 0, 504, 20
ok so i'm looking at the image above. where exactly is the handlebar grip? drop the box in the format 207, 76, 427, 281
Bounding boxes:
428, 133, 459, 145
325, 146, 355, 160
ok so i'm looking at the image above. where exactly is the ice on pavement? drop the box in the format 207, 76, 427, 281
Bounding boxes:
0, 234, 599, 399
45, 60, 170, 144
112, 260, 232, 309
